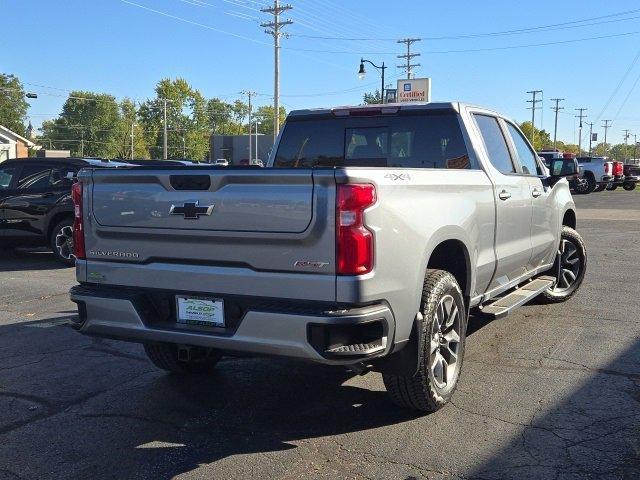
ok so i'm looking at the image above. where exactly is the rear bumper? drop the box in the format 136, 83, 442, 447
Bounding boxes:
598, 175, 614, 183
70, 284, 395, 365
624, 175, 639, 182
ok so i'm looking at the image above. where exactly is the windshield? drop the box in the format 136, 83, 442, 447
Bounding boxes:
273, 111, 474, 169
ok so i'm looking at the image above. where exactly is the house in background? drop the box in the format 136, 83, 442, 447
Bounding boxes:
0, 125, 36, 162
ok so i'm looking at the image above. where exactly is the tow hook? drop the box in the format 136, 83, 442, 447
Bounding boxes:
347, 363, 370, 376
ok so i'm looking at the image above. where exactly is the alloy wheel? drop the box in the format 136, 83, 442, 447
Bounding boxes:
429, 294, 461, 390
55, 225, 75, 261
553, 239, 581, 292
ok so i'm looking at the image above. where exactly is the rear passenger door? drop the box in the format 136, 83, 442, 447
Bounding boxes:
472, 114, 533, 290
504, 122, 558, 271
2, 163, 71, 239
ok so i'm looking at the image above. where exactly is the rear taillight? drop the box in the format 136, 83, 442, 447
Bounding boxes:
71, 182, 85, 260
614, 161, 624, 176
336, 184, 376, 275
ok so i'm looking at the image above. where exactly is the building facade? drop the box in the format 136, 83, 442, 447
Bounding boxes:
210, 134, 275, 165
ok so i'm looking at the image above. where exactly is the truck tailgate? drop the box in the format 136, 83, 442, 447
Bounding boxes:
82, 168, 337, 282
92, 169, 314, 233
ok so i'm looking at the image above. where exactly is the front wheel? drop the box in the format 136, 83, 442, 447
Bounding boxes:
623, 182, 637, 191
383, 269, 467, 412
50, 219, 76, 266
538, 227, 587, 304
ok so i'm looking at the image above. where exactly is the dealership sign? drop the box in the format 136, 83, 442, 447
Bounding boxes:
397, 78, 431, 103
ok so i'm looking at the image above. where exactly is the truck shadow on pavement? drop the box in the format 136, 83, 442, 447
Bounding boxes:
0, 248, 69, 272
0, 316, 638, 479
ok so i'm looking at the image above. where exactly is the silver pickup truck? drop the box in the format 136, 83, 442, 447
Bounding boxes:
70, 102, 586, 412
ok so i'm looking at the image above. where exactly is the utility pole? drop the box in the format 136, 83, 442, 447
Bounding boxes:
397, 38, 422, 79
575, 108, 587, 155
633, 134, 638, 161
602, 119, 612, 153
526, 90, 543, 146
550, 98, 564, 150
241, 91, 256, 161
163, 99, 168, 160
80, 129, 84, 157
261, 0, 293, 137
587, 122, 594, 156
623, 129, 631, 161
182, 136, 186, 158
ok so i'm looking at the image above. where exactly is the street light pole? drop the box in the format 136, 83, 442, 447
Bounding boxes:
163, 99, 168, 160
359, 58, 387, 103
254, 120, 261, 161
587, 122, 594, 156
131, 122, 135, 160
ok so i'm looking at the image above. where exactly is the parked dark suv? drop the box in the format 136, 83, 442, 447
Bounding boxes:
0, 157, 128, 265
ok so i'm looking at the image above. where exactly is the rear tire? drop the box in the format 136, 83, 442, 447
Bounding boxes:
538, 227, 586, 304
623, 182, 637, 191
50, 219, 75, 266
574, 174, 596, 194
606, 183, 618, 191
144, 342, 222, 374
383, 269, 467, 412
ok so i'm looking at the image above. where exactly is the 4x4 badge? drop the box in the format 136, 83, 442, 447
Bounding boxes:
169, 201, 214, 219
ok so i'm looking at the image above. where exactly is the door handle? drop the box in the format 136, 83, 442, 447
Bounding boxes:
532, 189, 542, 198
498, 190, 511, 200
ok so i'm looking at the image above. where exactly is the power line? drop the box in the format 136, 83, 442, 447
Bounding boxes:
116, 0, 640, 55
287, 7, 640, 41
397, 38, 421, 79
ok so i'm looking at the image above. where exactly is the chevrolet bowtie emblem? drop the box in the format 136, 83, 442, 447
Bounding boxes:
169, 201, 214, 219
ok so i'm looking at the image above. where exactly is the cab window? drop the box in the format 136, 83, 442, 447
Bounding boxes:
16, 165, 53, 190
472, 114, 515, 174
505, 123, 542, 175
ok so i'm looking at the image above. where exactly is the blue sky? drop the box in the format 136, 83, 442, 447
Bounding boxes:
4, 0, 640, 145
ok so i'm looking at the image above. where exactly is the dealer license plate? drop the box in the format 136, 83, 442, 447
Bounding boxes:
176, 296, 225, 327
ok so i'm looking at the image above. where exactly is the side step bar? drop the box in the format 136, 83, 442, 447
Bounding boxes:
481, 276, 556, 319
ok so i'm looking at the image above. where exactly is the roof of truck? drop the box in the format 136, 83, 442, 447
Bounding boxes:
287, 102, 502, 119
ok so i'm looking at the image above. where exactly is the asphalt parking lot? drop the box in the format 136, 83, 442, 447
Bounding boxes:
0, 191, 638, 480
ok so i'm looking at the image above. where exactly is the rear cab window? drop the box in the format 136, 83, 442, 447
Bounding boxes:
273, 110, 476, 169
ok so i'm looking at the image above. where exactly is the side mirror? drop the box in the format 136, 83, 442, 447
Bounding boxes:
550, 157, 578, 178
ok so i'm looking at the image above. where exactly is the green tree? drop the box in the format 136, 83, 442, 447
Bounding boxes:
139, 78, 210, 160
363, 90, 382, 105
40, 91, 121, 157
254, 105, 286, 135
518, 121, 552, 151
110, 99, 149, 159
0, 73, 30, 136
207, 98, 235, 134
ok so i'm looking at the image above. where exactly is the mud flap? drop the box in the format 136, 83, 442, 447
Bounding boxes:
374, 312, 424, 376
